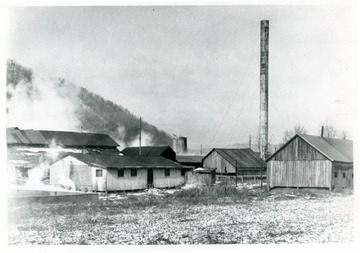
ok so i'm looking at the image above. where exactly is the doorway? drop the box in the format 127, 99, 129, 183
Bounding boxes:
147, 168, 154, 188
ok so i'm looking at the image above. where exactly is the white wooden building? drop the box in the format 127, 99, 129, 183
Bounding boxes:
50, 153, 193, 191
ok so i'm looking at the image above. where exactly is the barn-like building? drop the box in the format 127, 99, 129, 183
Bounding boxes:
50, 153, 192, 191
266, 134, 353, 190
202, 148, 267, 181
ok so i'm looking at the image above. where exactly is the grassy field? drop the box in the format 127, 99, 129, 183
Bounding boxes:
7, 185, 354, 245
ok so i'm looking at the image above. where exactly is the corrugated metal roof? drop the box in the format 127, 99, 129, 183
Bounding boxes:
7, 128, 48, 145
61, 153, 192, 169
121, 146, 173, 156
298, 134, 353, 162
266, 134, 353, 163
7, 128, 119, 148
204, 148, 267, 168
176, 155, 204, 163
39, 130, 119, 147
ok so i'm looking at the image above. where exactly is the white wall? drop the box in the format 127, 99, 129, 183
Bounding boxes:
106, 168, 147, 191
153, 168, 185, 188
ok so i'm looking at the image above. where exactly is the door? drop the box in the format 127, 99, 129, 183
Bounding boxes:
95, 169, 105, 191
147, 168, 153, 188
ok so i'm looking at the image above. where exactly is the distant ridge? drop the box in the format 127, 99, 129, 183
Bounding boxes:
6, 60, 173, 147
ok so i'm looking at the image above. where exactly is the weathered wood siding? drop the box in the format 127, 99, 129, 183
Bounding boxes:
106, 168, 147, 191
272, 136, 327, 161
185, 171, 214, 185
203, 151, 236, 173
267, 160, 332, 188
332, 162, 353, 189
153, 169, 185, 188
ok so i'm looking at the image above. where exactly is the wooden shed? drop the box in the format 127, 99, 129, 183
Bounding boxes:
50, 153, 192, 192
266, 134, 353, 190
202, 148, 267, 182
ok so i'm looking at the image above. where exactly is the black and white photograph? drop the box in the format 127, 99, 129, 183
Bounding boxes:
1, 0, 359, 249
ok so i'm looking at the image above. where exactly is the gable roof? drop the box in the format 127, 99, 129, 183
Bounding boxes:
7, 127, 48, 145
176, 155, 204, 164
59, 153, 192, 169
39, 130, 119, 148
266, 134, 353, 163
203, 148, 266, 168
121, 146, 174, 156
7, 127, 119, 148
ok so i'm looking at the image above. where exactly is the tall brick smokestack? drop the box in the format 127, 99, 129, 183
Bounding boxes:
260, 20, 269, 160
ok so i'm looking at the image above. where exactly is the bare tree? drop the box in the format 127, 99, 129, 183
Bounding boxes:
319, 120, 337, 138
340, 130, 349, 140
282, 124, 307, 144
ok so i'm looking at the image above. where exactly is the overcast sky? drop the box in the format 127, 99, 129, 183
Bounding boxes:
6, 3, 358, 148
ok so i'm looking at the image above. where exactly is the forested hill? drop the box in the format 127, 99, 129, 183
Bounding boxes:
6, 60, 172, 147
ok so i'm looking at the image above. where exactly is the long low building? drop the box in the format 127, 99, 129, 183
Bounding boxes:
50, 153, 193, 191
7, 127, 120, 184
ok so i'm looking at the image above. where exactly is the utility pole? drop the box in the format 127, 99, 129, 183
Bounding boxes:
260, 20, 269, 160
139, 117, 142, 155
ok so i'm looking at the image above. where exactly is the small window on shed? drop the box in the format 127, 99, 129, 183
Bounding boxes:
165, 168, 170, 177
131, 168, 137, 177
343, 172, 346, 178
117, 169, 124, 177
96, 169, 103, 177
334, 172, 338, 178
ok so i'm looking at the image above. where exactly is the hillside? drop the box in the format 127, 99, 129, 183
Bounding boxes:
6, 60, 172, 147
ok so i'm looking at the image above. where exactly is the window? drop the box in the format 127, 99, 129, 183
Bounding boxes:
96, 169, 103, 177
117, 169, 124, 177
165, 168, 170, 177
181, 168, 185, 176
131, 168, 137, 177
224, 167, 227, 173
343, 173, 346, 179
334, 172, 338, 178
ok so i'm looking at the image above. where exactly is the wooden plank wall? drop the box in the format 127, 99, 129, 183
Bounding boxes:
203, 151, 236, 173
106, 168, 147, 191
153, 169, 185, 188
272, 136, 327, 161
332, 162, 353, 189
267, 160, 332, 188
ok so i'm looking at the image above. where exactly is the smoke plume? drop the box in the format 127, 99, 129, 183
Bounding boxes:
6, 74, 80, 131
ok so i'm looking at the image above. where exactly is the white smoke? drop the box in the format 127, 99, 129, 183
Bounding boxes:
26, 162, 49, 187
6, 74, 80, 131
129, 130, 154, 147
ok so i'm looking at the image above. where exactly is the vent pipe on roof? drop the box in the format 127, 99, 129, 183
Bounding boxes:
249, 135, 252, 149
259, 20, 269, 160
321, 126, 324, 137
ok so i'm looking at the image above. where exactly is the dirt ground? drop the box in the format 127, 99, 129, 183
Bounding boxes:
7, 186, 354, 245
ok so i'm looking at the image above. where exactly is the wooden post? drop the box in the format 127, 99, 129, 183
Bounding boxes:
235, 160, 238, 187
139, 117, 142, 155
